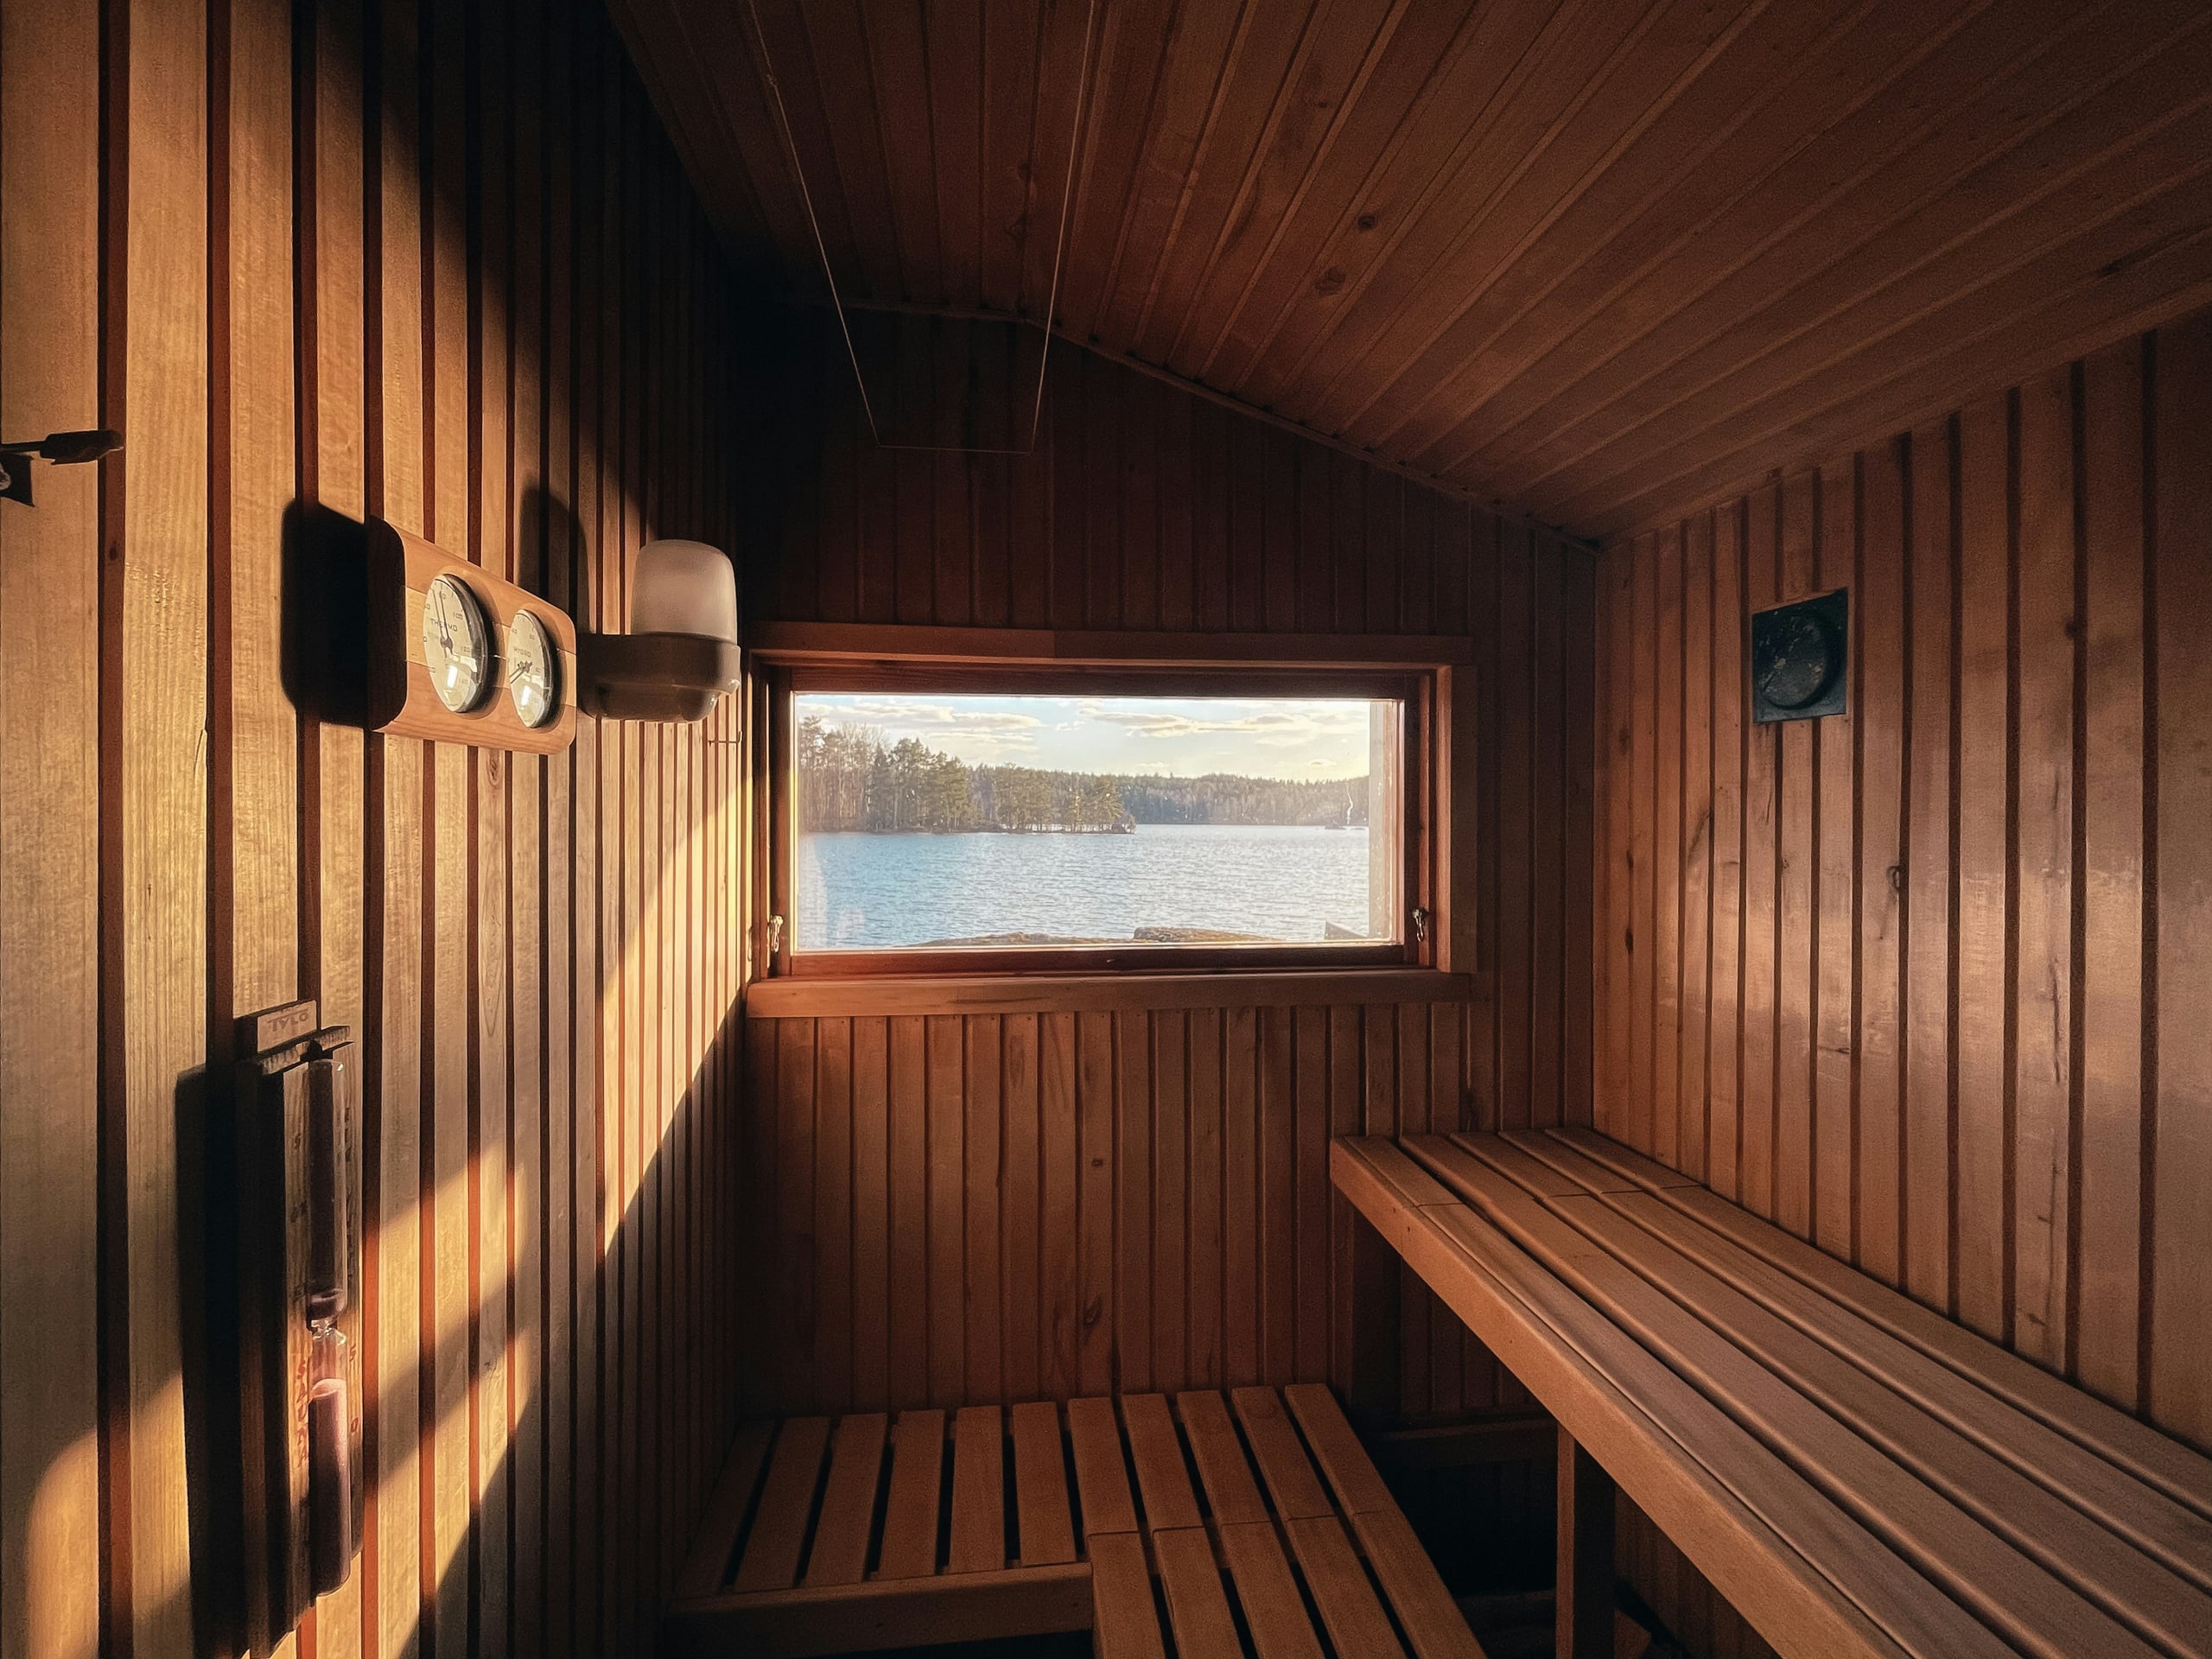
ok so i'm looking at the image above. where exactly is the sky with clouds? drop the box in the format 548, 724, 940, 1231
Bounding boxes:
797, 692, 1382, 779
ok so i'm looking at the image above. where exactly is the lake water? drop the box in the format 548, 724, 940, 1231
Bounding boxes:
796, 823, 1380, 950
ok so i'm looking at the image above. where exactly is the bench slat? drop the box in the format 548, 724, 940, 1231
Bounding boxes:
878, 1410, 946, 1580
1012, 1400, 1076, 1566
1069, 1394, 1139, 1536
1179, 1391, 1268, 1525
1090, 1532, 1166, 1659
950, 1406, 1007, 1573
1154, 1524, 1243, 1659
677, 1420, 774, 1598
1337, 1136, 1998, 1659
1281, 1512, 1408, 1658
1230, 1385, 1336, 1520
1544, 1126, 2212, 1525
1218, 1518, 1325, 1659
1123, 1393, 1204, 1531
1282, 1382, 1397, 1515
734, 1417, 832, 1593
803, 1413, 887, 1587
1419, 1137, 2170, 1659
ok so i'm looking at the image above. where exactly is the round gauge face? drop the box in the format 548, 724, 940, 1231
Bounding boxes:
506, 609, 560, 728
422, 573, 493, 713
1754, 611, 1838, 711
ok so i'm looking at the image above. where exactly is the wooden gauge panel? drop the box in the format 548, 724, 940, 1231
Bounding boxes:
365, 517, 577, 753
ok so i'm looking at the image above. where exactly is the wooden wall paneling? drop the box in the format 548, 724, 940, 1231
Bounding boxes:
1189, 1007, 1226, 1393
2151, 311, 2212, 1449
1156, 1010, 1192, 1392
1901, 418, 1955, 1315
1499, 526, 1536, 1128
1039, 1012, 1081, 1401
1653, 525, 1684, 1172
0, 3, 102, 1656
1535, 537, 1571, 1135
734, 308, 1597, 1434
1854, 437, 1907, 1287
505, 0, 546, 1640
1001, 1013, 1041, 1405
301, 0, 369, 1652
1077, 1011, 1117, 1397
368, 8, 429, 1654
2075, 338, 2145, 1413
923, 1015, 962, 1408
2012, 365, 2076, 1369
1811, 461, 1856, 1260
1953, 389, 2011, 1341
1629, 531, 1658, 1157
1294, 1008, 1330, 1386
0, 0, 749, 1649
1599, 543, 1633, 1146
1116, 1009, 1154, 1396
214, 0, 305, 1645
1739, 483, 1781, 1218
1594, 308, 2212, 1461
1707, 503, 1745, 1200
108, 0, 211, 1648
1677, 513, 1713, 1184
1773, 477, 1818, 1240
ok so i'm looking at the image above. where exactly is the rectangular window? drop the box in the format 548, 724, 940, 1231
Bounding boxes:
774, 671, 1427, 974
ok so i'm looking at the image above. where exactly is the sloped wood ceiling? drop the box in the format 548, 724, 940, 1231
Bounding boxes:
616, 0, 2212, 539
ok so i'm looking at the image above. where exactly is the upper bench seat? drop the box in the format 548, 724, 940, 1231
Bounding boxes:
1333, 1126, 2212, 1659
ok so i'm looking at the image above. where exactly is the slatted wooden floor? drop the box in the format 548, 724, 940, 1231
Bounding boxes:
665, 1384, 1487, 1657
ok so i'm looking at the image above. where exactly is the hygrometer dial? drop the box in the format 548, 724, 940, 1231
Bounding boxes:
506, 609, 560, 728
422, 573, 493, 713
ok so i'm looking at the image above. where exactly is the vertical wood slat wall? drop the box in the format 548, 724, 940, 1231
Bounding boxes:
739, 316, 1598, 1421
1592, 308, 2212, 1457
1596, 311, 2212, 1659
0, 2, 747, 1657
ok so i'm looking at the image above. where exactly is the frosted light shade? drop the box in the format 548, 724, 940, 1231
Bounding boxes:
631, 539, 736, 642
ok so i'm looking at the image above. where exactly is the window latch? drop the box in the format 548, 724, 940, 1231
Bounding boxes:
765, 914, 785, 964
1411, 906, 1431, 946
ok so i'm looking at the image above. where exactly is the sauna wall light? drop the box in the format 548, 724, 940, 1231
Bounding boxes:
577, 538, 742, 722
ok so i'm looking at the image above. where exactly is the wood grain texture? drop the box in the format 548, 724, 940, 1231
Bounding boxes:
738, 305, 1592, 1425
0, 7, 104, 1659
620, 0, 2212, 539
0, 3, 749, 1655
1591, 315, 2212, 1459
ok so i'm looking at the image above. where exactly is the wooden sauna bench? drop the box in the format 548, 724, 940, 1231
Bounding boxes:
664, 1384, 1487, 1658
1335, 1127, 2212, 1659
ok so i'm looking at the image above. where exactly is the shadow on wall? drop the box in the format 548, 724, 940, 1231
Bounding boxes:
1, 486, 753, 1659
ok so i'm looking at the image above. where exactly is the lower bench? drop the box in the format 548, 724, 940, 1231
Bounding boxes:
1336, 1126, 2212, 1659
665, 1384, 1487, 1658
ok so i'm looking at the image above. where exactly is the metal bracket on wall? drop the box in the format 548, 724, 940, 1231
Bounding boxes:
231, 999, 363, 1651
0, 428, 122, 507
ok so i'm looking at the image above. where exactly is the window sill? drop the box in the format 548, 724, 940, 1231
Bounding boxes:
742, 966, 1484, 1020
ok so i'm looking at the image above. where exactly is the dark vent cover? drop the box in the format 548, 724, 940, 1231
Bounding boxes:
1751, 588, 1847, 723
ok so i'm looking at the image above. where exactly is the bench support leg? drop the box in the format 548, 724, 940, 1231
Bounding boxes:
1555, 1425, 1615, 1659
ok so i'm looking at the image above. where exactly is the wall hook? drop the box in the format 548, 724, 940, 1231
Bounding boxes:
0, 427, 123, 506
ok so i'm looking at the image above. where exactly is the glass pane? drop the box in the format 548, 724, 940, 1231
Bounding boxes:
793, 691, 1401, 951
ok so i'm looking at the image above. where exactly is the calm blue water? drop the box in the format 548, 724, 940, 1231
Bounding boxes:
796, 823, 1378, 950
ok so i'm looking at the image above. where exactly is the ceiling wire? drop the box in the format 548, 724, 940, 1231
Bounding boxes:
741, 0, 1102, 456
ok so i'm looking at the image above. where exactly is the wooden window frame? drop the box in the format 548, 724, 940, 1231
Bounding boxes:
755, 656, 1447, 981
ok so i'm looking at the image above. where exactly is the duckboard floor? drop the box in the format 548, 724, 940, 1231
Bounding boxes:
664, 1383, 1488, 1658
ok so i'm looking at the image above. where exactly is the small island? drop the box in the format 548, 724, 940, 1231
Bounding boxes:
798, 718, 1370, 835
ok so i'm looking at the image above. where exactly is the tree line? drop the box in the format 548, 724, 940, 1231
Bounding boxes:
798, 718, 1370, 834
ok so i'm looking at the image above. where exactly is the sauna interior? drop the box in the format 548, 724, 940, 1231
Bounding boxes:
7, 1, 2212, 1656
